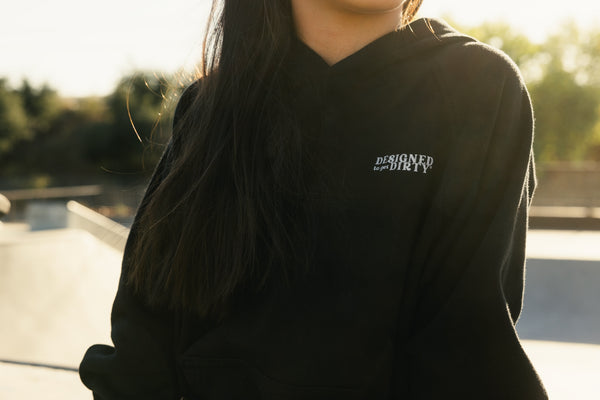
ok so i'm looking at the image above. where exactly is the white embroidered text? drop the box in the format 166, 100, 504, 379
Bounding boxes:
373, 153, 434, 174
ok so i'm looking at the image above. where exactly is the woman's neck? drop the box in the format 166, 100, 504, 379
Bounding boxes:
291, 0, 404, 66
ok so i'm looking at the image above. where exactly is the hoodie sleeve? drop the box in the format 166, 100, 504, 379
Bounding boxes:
79, 83, 199, 400
397, 44, 547, 399
78, 144, 179, 400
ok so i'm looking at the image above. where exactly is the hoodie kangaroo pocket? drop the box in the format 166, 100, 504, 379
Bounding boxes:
179, 356, 363, 400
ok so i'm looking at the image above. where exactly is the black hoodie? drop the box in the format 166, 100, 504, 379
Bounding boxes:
80, 18, 548, 399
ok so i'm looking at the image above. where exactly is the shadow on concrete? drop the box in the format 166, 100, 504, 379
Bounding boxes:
518, 258, 600, 345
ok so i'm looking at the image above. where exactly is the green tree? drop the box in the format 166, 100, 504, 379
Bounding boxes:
0, 73, 181, 184
29, 97, 112, 177
530, 68, 600, 161
580, 28, 600, 88
19, 80, 62, 134
88, 72, 175, 173
527, 23, 600, 162
0, 79, 31, 153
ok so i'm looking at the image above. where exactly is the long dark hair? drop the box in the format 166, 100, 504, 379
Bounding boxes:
127, 0, 424, 319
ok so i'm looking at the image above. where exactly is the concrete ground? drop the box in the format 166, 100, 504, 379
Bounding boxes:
0, 362, 88, 400
1, 227, 599, 399
522, 340, 600, 399
0, 227, 121, 368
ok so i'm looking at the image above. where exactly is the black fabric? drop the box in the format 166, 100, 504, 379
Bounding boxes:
79, 18, 548, 399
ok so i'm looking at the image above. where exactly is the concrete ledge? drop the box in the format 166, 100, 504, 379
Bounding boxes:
66, 201, 130, 252
2, 185, 102, 201
530, 206, 600, 230
526, 230, 600, 261
530, 206, 600, 218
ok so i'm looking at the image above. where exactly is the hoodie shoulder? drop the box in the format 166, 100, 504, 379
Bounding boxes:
173, 79, 202, 128
424, 20, 534, 152
429, 22, 527, 94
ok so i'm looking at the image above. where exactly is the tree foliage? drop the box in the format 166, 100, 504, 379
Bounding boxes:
0, 79, 31, 153
19, 80, 62, 134
99, 73, 174, 172
0, 73, 179, 186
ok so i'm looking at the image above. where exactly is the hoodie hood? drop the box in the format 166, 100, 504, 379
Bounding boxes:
287, 18, 476, 82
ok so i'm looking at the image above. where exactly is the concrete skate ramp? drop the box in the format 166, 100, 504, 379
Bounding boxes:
518, 258, 600, 344
518, 230, 600, 345
0, 228, 122, 368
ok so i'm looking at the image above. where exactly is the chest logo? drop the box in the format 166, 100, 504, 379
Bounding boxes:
373, 153, 434, 174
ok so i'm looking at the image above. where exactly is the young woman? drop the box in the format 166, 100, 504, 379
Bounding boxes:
80, 0, 548, 398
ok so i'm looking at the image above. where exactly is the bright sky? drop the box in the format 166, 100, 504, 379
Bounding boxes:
2, 0, 599, 97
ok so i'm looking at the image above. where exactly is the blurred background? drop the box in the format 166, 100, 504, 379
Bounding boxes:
1, 0, 599, 398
